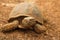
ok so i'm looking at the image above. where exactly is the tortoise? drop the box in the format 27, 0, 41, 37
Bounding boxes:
0, 2, 47, 33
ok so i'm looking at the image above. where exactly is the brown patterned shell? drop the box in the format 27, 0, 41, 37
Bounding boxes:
9, 2, 44, 24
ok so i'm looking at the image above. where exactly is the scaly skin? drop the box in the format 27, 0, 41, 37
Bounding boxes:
34, 24, 47, 33
21, 17, 36, 29
20, 17, 47, 33
0, 17, 47, 33
0, 20, 19, 31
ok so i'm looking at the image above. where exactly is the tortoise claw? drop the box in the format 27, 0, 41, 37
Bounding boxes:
0, 20, 19, 32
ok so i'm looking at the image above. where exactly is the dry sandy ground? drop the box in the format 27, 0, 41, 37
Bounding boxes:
0, 0, 60, 40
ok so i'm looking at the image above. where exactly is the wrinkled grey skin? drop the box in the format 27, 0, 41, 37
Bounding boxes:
0, 2, 47, 33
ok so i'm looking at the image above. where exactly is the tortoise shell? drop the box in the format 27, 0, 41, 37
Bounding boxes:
9, 2, 44, 24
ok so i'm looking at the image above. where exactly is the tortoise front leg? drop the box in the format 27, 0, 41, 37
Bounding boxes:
0, 20, 19, 32
34, 24, 47, 33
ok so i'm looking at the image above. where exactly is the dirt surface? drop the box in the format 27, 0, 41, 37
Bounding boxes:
0, 0, 60, 40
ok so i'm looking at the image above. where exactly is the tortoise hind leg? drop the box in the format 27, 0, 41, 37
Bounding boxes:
0, 20, 19, 32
